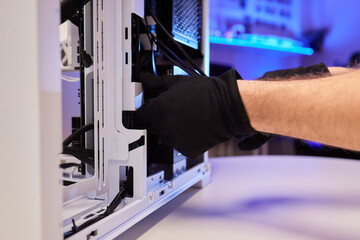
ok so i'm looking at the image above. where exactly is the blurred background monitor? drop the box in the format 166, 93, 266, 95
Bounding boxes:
208, 0, 360, 159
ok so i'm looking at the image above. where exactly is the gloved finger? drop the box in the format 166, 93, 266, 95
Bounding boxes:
139, 71, 195, 99
258, 63, 330, 80
217, 68, 243, 81
237, 133, 273, 151
122, 99, 158, 130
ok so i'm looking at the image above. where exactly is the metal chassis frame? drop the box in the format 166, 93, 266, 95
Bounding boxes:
63, 0, 211, 239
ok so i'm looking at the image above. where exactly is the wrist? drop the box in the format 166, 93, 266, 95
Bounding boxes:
237, 80, 265, 132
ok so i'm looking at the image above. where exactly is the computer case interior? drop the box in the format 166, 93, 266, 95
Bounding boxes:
60, 0, 210, 239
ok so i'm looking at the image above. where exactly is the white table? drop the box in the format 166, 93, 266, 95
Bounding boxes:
116, 156, 360, 240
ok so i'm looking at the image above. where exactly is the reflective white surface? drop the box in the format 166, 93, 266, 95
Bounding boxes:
117, 156, 360, 240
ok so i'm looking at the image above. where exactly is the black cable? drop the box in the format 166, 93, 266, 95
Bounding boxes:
60, 162, 81, 169
140, 20, 198, 76
61, 0, 93, 67
62, 122, 94, 167
144, 15, 158, 76
158, 45, 196, 76
64, 215, 105, 239
104, 184, 127, 215
64, 184, 128, 239
62, 146, 94, 166
145, 0, 206, 76
156, 38, 198, 76
140, 17, 196, 75
63, 122, 94, 146
141, 18, 198, 75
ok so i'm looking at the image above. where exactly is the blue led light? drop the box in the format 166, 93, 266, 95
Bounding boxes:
305, 140, 323, 149
135, 92, 143, 109
210, 36, 314, 55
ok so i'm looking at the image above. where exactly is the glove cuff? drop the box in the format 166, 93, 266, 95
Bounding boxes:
218, 69, 258, 135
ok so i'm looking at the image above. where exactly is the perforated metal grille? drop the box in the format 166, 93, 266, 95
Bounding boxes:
173, 0, 201, 48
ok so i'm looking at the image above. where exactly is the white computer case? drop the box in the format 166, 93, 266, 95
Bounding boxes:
2, 0, 210, 239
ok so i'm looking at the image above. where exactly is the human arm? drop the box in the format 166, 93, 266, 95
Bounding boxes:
238, 68, 360, 151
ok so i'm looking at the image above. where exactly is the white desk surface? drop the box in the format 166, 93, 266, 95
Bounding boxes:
117, 156, 360, 240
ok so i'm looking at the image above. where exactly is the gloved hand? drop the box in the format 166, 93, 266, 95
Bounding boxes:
133, 70, 257, 158
237, 63, 331, 151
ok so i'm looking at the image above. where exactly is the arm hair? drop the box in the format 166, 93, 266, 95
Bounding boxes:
238, 68, 360, 151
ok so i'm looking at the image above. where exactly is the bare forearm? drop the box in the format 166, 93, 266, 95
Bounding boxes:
238, 68, 360, 151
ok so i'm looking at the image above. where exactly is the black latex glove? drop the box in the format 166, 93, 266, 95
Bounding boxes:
237, 63, 331, 151
259, 62, 331, 80
134, 70, 257, 159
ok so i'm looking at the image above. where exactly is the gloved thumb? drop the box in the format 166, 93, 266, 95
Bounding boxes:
134, 99, 158, 129
122, 99, 157, 130
237, 133, 273, 151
